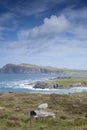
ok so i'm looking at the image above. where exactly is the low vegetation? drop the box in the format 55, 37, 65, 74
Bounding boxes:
53, 77, 87, 87
0, 92, 87, 130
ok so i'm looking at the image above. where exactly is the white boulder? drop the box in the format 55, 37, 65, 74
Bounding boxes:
38, 103, 48, 109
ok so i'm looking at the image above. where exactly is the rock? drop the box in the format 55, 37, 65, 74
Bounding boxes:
30, 102, 55, 119
53, 84, 59, 88
38, 103, 48, 109
70, 82, 87, 87
33, 81, 64, 89
33, 81, 54, 89
31, 110, 55, 118
54, 76, 71, 80
0, 107, 5, 110
82, 81, 87, 86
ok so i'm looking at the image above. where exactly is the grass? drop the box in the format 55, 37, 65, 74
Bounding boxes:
53, 77, 87, 87
0, 92, 87, 130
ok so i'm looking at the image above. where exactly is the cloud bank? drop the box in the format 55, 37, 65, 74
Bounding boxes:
19, 15, 70, 39
0, 0, 87, 69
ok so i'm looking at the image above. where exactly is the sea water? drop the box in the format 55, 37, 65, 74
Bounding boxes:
0, 73, 58, 92
0, 73, 87, 94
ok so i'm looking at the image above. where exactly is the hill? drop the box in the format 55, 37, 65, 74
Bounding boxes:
0, 63, 87, 74
0, 63, 61, 74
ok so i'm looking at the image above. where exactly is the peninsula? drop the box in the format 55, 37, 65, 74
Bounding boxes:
0, 63, 87, 74
0, 63, 62, 74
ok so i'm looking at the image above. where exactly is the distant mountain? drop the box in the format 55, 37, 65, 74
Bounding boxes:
0, 63, 62, 74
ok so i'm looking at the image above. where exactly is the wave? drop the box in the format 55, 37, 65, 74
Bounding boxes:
28, 87, 87, 94
0, 80, 87, 94
0, 73, 87, 94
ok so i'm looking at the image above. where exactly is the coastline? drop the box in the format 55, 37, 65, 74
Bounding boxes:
0, 75, 87, 129
0, 73, 87, 94
25, 76, 87, 94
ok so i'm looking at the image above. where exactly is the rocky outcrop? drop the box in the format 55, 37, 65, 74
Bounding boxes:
33, 80, 87, 89
0, 63, 62, 74
70, 82, 87, 87
33, 81, 63, 89
33, 81, 53, 89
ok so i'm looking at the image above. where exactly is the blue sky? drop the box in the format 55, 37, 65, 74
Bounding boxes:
0, 0, 87, 69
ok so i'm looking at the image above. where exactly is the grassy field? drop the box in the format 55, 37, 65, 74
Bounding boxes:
0, 92, 87, 130
53, 77, 87, 87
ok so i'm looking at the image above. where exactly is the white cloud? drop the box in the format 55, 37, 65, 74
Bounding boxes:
6, 34, 87, 56
17, 2, 47, 16
19, 15, 70, 39
3, 0, 48, 16
15, 13, 87, 60
71, 25, 87, 39
64, 7, 87, 20
0, 13, 14, 23
33, 37, 87, 56
0, 12, 17, 34
1, 28, 87, 69
2, 0, 66, 17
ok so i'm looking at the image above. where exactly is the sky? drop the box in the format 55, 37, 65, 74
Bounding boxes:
0, 0, 87, 69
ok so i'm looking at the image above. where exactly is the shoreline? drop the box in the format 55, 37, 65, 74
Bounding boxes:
0, 86, 87, 95
22, 76, 87, 94
0, 74, 87, 94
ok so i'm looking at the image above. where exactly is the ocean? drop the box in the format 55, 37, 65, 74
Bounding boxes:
0, 73, 58, 92
0, 73, 87, 94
